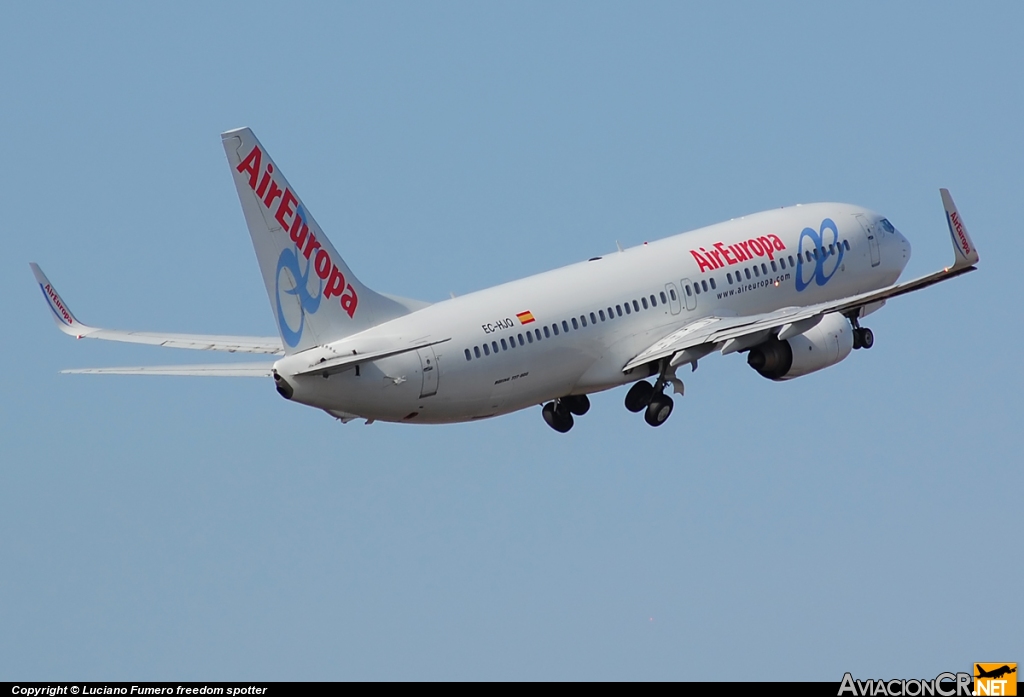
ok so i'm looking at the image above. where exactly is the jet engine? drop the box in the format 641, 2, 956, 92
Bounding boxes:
746, 312, 854, 381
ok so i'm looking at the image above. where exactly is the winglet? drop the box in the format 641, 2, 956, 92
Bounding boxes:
940, 189, 979, 270
29, 263, 94, 337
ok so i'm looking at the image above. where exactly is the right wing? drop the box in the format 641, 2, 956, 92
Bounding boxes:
30, 263, 284, 355
625, 188, 980, 372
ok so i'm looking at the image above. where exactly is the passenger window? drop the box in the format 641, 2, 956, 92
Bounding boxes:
567, 319, 575, 331
694, 283, 700, 295
844, 240, 850, 251
616, 305, 623, 317
543, 326, 550, 338
701, 280, 709, 292
753, 266, 760, 277
685, 285, 692, 297
727, 272, 733, 284
805, 251, 813, 262
465, 348, 471, 361
632, 300, 640, 312
813, 248, 820, 260
527, 332, 533, 344
599, 309, 606, 321
474, 346, 481, 358
578, 316, 585, 328
641, 297, 648, 310
518, 333, 525, 346
709, 278, 717, 290
761, 263, 767, 274
779, 258, 786, 270
501, 338, 508, 350
483, 344, 490, 356
829, 244, 835, 255
492, 341, 499, 353
745, 268, 751, 280
649, 294, 657, 307
670, 289, 677, 301
788, 255, 795, 266
660, 291, 667, 304
590, 312, 597, 324
771, 260, 777, 272
552, 324, 559, 336
624, 302, 632, 314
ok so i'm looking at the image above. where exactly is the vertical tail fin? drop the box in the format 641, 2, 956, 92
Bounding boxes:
222, 128, 408, 353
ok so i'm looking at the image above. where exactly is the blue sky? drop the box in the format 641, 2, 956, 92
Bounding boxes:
1, 1, 1021, 680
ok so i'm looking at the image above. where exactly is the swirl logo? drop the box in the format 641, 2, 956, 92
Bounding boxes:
795, 218, 844, 292
275, 246, 322, 347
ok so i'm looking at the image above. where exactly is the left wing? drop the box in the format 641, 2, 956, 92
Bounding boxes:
625, 188, 979, 372
31, 263, 284, 355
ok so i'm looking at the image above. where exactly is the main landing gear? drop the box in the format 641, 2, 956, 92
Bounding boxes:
849, 316, 875, 350
541, 394, 590, 433
625, 359, 682, 427
625, 380, 674, 427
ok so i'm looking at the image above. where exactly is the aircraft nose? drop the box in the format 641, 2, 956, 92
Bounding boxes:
900, 230, 912, 263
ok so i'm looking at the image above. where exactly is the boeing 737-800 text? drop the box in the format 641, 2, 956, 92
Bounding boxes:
31, 128, 979, 431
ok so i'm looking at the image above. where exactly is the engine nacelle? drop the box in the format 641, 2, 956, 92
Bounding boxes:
746, 312, 854, 381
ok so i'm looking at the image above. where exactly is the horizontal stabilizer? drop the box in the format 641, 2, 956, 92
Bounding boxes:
30, 263, 283, 355
62, 362, 274, 377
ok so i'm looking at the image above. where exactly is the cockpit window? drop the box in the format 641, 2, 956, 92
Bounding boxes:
880, 218, 895, 234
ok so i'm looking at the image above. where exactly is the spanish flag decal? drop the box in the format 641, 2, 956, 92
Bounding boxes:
516, 311, 536, 325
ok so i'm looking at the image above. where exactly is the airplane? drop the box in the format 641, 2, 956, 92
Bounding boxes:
976, 665, 1016, 680
30, 128, 980, 432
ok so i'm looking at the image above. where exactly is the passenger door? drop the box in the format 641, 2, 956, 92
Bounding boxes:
680, 278, 697, 311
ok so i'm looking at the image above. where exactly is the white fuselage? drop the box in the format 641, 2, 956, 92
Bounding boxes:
274, 203, 911, 423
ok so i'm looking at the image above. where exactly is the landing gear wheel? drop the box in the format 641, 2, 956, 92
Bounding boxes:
853, 327, 874, 350
625, 381, 654, 413
859, 327, 874, 349
644, 394, 674, 427
564, 394, 591, 416
542, 402, 574, 433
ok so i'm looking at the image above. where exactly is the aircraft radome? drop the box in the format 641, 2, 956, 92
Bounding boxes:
31, 128, 980, 432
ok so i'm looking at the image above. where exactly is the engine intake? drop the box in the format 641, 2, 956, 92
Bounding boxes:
747, 312, 854, 381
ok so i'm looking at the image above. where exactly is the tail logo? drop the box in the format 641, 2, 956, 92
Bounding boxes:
40, 283, 74, 326
795, 218, 844, 292
948, 210, 971, 257
236, 145, 359, 333
275, 246, 322, 348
